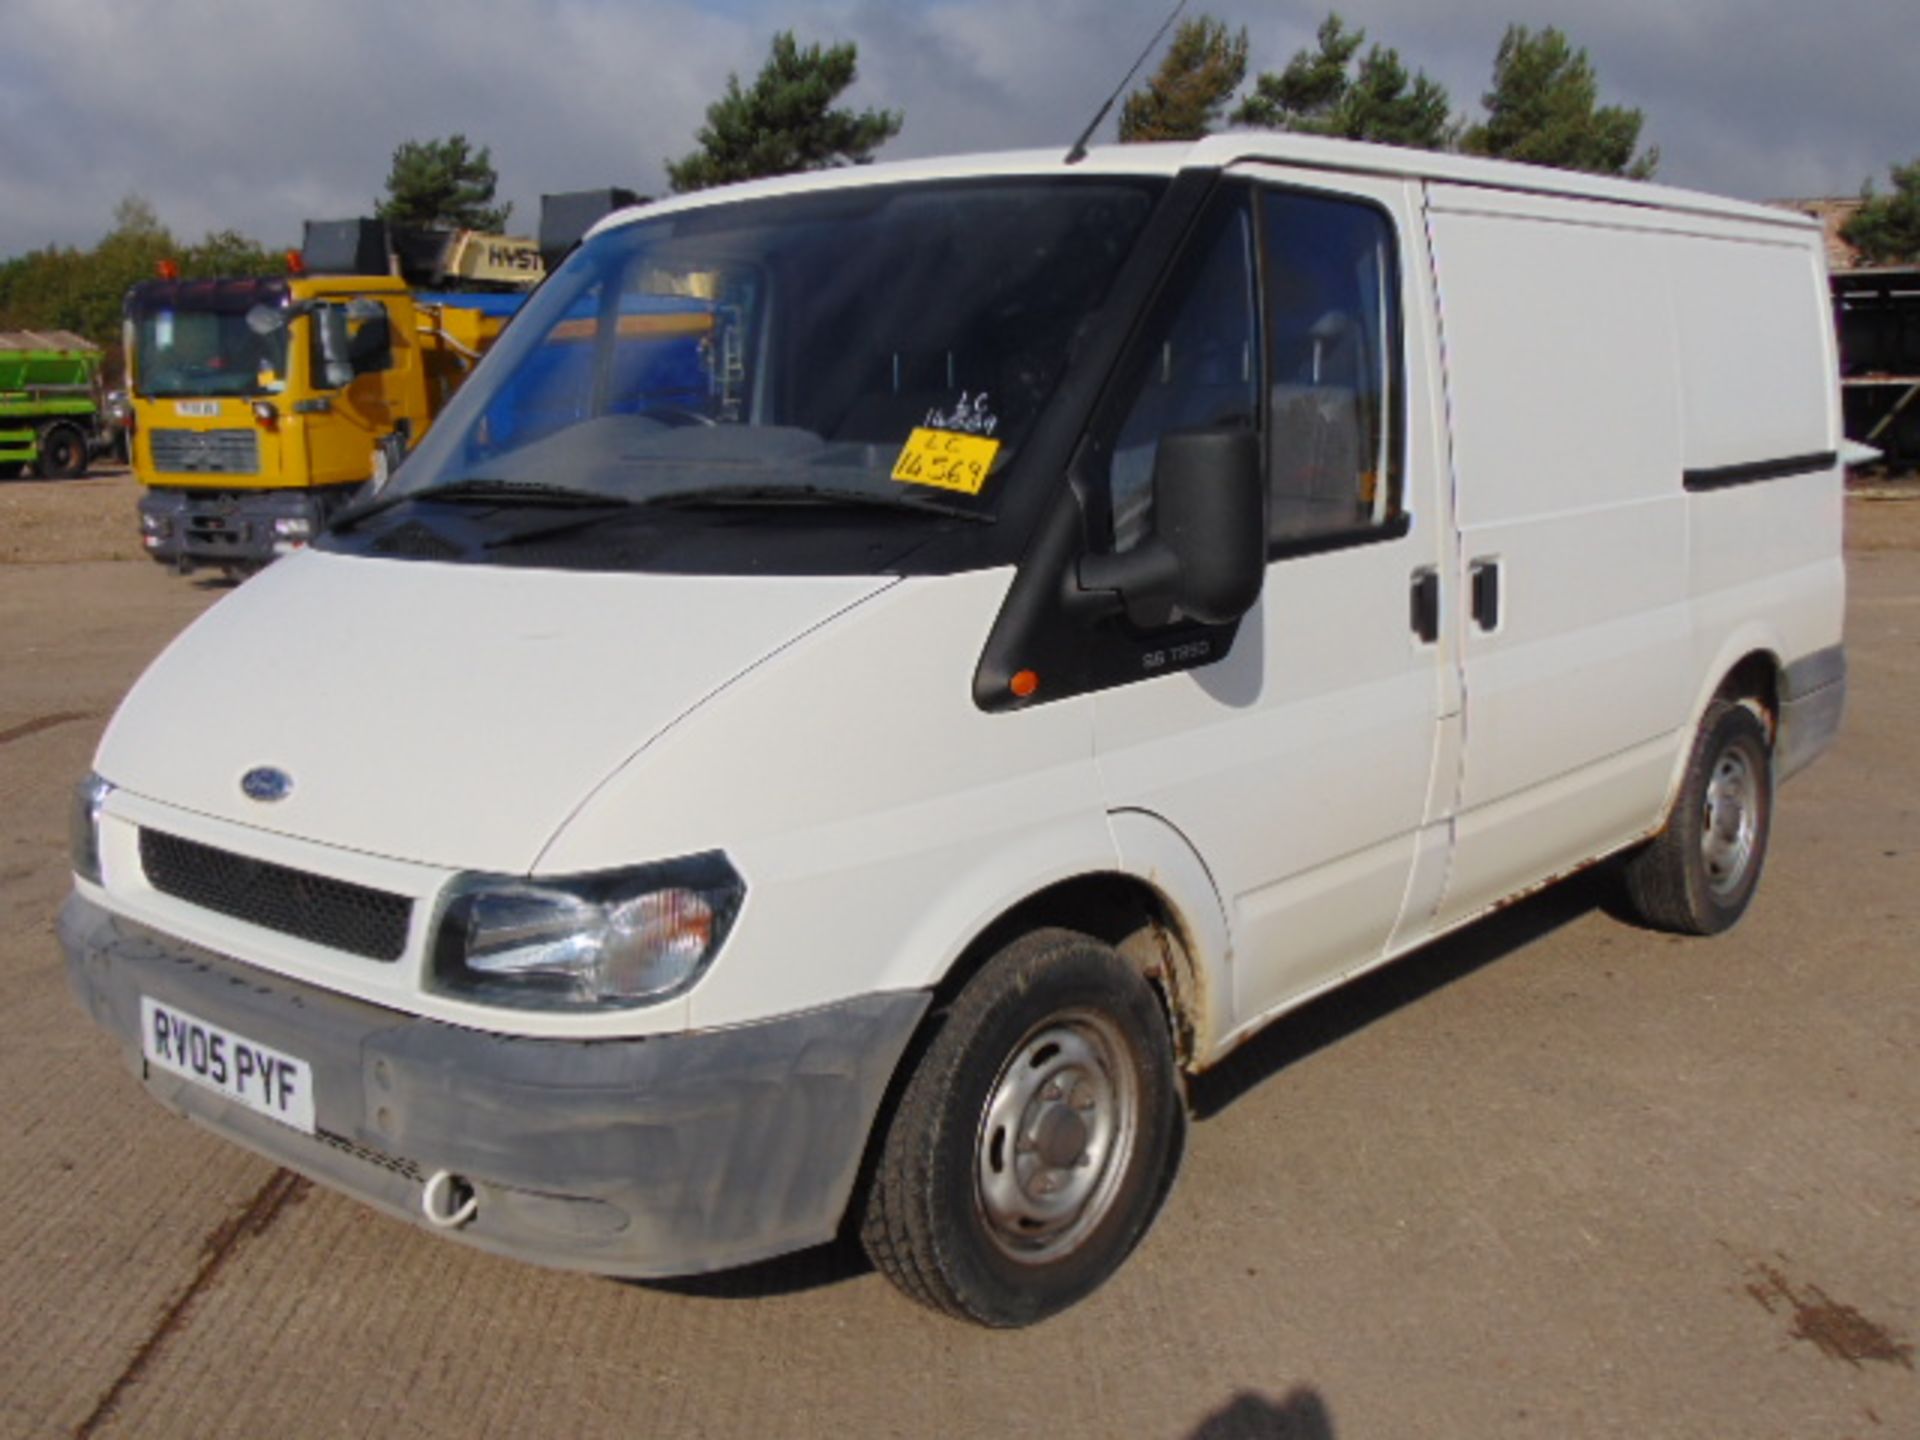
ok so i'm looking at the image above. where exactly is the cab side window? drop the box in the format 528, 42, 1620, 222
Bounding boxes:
1108, 195, 1259, 553
1262, 190, 1403, 541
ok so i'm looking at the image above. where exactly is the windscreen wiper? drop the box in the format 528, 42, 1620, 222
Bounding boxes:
332, 478, 634, 532
643, 483, 990, 523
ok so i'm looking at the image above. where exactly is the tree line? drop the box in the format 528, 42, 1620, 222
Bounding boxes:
1118, 14, 1658, 178
6, 17, 1917, 353
1116, 10, 1913, 263
0, 197, 281, 348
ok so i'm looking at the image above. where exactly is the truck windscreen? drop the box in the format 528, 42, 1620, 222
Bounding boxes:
130, 303, 291, 399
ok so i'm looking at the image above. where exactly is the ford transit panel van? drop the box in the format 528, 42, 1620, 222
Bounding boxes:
63, 135, 1846, 1326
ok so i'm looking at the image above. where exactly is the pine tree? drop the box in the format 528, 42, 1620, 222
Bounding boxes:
1117, 16, 1250, 144
1842, 159, 1920, 265
375, 135, 511, 231
1234, 14, 1452, 151
667, 32, 902, 194
1461, 26, 1657, 179
1233, 14, 1363, 133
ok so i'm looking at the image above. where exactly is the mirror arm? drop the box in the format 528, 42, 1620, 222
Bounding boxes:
1073, 542, 1182, 629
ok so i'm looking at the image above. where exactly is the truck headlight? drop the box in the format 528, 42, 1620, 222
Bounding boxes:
70, 772, 113, 885
430, 854, 744, 1010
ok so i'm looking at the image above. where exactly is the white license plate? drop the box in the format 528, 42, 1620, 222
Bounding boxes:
174, 401, 219, 418
140, 996, 316, 1135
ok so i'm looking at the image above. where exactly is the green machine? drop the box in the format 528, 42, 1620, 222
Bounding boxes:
0, 332, 107, 478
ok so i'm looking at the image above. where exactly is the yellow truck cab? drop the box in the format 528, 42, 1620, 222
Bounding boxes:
126, 269, 514, 575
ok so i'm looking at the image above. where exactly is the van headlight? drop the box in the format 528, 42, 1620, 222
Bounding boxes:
430, 854, 745, 1010
70, 772, 113, 885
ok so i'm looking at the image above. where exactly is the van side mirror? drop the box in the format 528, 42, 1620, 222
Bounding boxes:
1076, 428, 1266, 629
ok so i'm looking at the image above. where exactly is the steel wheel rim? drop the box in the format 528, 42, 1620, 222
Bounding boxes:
1701, 745, 1760, 897
974, 1010, 1139, 1265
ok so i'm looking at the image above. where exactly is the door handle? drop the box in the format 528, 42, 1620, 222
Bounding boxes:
1469, 558, 1501, 631
1410, 567, 1439, 644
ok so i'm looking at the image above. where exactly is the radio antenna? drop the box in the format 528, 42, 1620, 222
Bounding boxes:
1064, 0, 1190, 166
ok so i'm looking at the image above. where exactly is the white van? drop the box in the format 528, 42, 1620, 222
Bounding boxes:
64, 136, 1846, 1327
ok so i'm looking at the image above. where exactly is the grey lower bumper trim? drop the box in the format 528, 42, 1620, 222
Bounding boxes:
1777, 644, 1847, 782
61, 895, 929, 1278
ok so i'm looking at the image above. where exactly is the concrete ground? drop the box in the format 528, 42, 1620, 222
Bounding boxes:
1, 473, 1915, 1439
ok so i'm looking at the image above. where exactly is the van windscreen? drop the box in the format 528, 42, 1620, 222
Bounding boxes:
382, 177, 1166, 527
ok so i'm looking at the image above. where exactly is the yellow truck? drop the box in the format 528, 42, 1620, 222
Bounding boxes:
124, 266, 520, 574
125, 195, 639, 576
121, 214, 541, 576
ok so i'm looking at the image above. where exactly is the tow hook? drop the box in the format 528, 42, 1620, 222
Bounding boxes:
421, 1170, 479, 1229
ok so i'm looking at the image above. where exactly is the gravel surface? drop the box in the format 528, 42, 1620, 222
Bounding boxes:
1, 479, 1914, 1439
0, 466, 147, 567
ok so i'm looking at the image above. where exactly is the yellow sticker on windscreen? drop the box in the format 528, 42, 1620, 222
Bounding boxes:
892, 428, 1001, 496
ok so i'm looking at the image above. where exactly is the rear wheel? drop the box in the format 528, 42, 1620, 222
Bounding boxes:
35, 425, 88, 480
1620, 699, 1773, 934
859, 928, 1183, 1327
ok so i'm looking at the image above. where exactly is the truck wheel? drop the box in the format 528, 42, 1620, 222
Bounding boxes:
1620, 699, 1773, 935
35, 425, 88, 480
859, 928, 1183, 1327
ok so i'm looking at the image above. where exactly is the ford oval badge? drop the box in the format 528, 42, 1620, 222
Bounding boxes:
241, 766, 293, 803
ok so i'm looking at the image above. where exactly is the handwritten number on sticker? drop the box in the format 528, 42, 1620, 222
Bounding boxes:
892, 428, 1001, 497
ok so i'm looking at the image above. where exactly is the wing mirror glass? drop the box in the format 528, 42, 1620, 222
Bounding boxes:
314, 305, 355, 389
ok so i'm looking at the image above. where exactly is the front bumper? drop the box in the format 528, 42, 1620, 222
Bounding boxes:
137, 486, 359, 572
61, 894, 928, 1277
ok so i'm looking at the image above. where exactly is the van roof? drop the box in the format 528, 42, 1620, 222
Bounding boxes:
598, 133, 1812, 239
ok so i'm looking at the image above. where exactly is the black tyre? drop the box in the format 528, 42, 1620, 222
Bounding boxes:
35, 425, 87, 480
1620, 699, 1772, 934
859, 928, 1183, 1327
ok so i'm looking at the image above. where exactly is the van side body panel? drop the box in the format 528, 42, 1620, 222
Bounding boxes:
1670, 227, 1846, 779
1423, 189, 1693, 928
1422, 185, 1842, 933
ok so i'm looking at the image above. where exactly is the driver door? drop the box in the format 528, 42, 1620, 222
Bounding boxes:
1089, 170, 1457, 1031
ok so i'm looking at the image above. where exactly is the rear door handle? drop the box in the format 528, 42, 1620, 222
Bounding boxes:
1410, 567, 1439, 644
1469, 558, 1501, 631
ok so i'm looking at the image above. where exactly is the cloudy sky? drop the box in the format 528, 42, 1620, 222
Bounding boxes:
0, 0, 1909, 258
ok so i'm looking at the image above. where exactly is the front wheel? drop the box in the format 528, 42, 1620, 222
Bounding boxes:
1620, 699, 1773, 934
859, 929, 1183, 1327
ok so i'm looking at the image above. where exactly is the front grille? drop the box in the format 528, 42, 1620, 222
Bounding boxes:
150, 427, 260, 475
139, 828, 411, 962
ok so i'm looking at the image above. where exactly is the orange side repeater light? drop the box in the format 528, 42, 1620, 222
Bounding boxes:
1010, 669, 1040, 699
